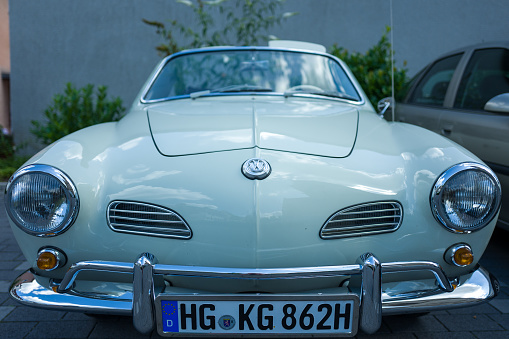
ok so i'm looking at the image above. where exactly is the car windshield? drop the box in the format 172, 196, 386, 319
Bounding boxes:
143, 49, 361, 102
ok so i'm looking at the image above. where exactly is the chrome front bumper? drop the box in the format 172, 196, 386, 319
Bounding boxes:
10, 252, 499, 336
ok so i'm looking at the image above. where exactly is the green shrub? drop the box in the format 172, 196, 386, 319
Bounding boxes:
0, 127, 29, 180
0, 127, 14, 159
0, 156, 29, 181
31, 83, 125, 145
330, 27, 408, 108
143, 0, 297, 57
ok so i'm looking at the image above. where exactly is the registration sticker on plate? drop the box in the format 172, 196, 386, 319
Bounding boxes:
156, 295, 359, 336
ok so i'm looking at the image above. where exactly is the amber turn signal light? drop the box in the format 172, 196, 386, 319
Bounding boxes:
454, 247, 474, 266
445, 244, 474, 267
36, 248, 66, 271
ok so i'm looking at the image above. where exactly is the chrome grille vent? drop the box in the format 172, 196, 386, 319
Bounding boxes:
107, 201, 192, 239
320, 201, 402, 239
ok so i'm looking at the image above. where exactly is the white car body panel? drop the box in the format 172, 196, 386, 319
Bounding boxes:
12, 99, 493, 284
149, 97, 358, 157
6, 45, 500, 336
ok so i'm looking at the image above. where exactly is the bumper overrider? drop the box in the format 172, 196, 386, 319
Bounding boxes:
10, 252, 498, 337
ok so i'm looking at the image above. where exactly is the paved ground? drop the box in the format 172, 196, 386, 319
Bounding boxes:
1, 181, 508, 338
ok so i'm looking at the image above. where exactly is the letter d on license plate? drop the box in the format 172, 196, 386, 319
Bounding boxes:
156, 295, 359, 336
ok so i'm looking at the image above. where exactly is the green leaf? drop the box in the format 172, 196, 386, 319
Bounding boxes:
31, 83, 126, 145
329, 27, 408, 108
143, 0, 298, 56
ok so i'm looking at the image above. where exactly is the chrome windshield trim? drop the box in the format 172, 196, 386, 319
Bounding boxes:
142, 91, 365, 105
139, 46, 365, 105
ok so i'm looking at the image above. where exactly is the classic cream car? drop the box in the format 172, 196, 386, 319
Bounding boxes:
6, 42, 501, 337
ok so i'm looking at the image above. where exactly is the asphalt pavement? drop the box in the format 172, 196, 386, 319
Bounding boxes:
1, 181, 508, 338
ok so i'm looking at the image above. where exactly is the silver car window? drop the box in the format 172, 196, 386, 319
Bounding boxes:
454, 48, 509, 110
408, 53, 463, 107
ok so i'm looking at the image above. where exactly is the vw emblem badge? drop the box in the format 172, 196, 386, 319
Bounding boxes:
242, 158, 271, 180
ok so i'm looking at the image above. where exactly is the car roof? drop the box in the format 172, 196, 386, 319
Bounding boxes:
173, 45, 334, 59
436, 41, 509, 59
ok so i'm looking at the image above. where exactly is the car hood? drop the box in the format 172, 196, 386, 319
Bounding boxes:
147, 96, 359, 158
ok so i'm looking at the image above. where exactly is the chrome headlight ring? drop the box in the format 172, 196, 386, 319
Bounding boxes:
5, 164, 79, 237
431, 162, 501, 233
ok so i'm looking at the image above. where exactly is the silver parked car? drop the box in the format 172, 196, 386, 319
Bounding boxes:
395, 41, 509, 229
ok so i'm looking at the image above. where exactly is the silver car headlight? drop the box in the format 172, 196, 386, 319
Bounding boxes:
5, 164, 79, 236
431, 162, 501, 233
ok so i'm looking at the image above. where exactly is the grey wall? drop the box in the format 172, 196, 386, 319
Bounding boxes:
9, 0, 509, 153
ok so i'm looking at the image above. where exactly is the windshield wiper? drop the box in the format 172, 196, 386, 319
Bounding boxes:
284, 90, 358, 101
190, 85, 273, 99
220, 86, 273, 93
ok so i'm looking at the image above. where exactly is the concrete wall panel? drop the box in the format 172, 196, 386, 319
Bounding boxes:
9, 0, 509, 152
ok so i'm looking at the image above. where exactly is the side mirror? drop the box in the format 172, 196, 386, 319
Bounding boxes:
484, 93, 509, 113
377, 97, 394, 119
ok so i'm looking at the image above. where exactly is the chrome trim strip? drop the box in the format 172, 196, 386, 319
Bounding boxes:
57, 256, 452, 294
106, 228, 191, 239
58, 263, 364, 294
110, 215, 185, 223
328, 215, 401, 223
143, 91, 365, 105
109, 224, 190, 232
324, 222, 402, 232
110, 218, 185, 225
339, 207, 401, 215
109, 209, 179, 216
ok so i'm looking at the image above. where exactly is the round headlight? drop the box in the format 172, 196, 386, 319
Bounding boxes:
431, 162, 501, 233
5, 164, 79, 236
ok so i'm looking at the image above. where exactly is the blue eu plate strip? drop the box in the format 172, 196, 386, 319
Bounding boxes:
161, 300, 179, 332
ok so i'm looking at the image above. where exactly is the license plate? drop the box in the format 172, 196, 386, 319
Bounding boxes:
155, 294, 359, 337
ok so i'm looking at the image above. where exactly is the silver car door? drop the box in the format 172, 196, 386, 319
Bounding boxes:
396, 53, 464, 134
441, 48, 509, 168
